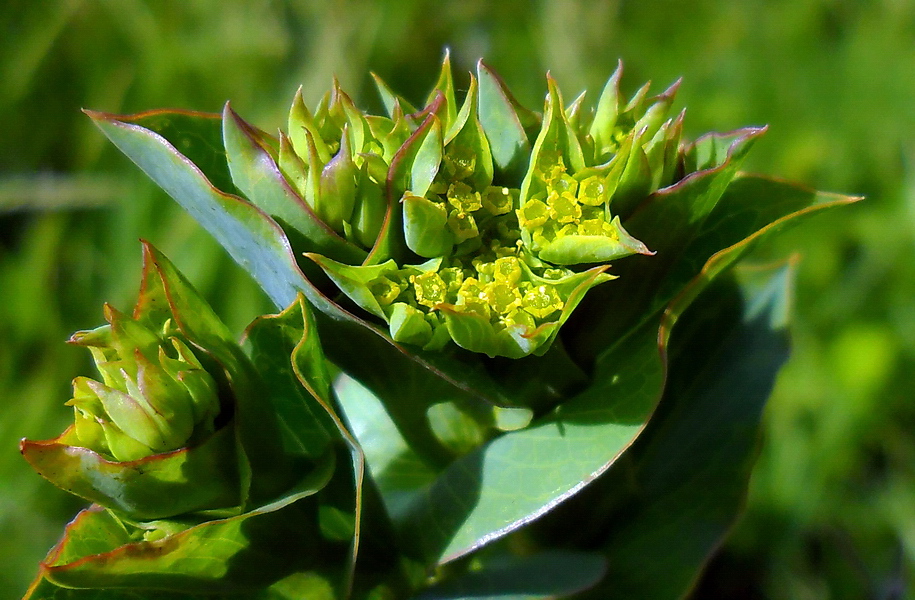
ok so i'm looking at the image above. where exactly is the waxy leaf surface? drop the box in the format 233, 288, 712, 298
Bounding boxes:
537, 263, 796, 599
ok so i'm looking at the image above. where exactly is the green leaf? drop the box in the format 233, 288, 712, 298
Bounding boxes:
38, 457, 334, 594
370, 72, 418, 121
350, 160, 388, 248
410, 117, 443, 198
534, 263, 796, 600
443, 75, 494, 192
268, 294, 367, 598
327, 81, 372, 159
306, 254, 403, 319
82, 109, 240, 196
86, 109, 318, 310
367, 101, 444, 265
388, 105, 444, 198
332, 373, 438, 525
659, 174, 861, 321
439, 265, 613, 359
519, 75, 586, 206
392, 312, 664, 563
610, 129, 653, 217
288, 86, 332, 164
318, 130, 359, 232
536, 216, 652, 265
278, 132, 309, 196
20, 423, 241, 521
414, 550, 607, 599
242, 297, 339, 460
589, 61, 623, 160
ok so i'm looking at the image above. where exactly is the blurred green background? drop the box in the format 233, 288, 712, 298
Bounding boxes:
1, 1, 912, 598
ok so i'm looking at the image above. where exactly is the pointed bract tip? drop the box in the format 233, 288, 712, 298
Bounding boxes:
658, 78, 682, 101
102, 302, 118, 323
221, 102, 247, 130
545, 73, 563, 106
67, 331, 88, 345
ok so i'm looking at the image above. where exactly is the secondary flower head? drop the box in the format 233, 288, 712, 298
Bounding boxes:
21, 244, 353, 592
20, 244, 250, 522
66, 303, 220, 462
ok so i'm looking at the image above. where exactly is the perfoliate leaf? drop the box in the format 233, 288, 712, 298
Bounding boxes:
589, 60, 624, 161
537, 215, 653, 265
409, 116, 443, 198
20, 424, 241, 521
372, 72, 418, 118
536, 263, 796, 599
39, 458, 334, 593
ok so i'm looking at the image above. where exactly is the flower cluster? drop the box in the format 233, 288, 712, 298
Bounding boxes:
224, 57, 694, 357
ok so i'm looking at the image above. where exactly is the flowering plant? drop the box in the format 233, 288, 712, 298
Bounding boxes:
23, 56, 856, 599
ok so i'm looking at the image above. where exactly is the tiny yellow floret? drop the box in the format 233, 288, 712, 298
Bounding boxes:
578, 176, 608, 207
482, 186, 515, 215
518, 199, 550, 229
447, 210, 479, 243
411, 272, 447, 309
369, 276, 404, 306
447, 181, 483, 213
521, 285, 563, 319
547, 191, 582, 224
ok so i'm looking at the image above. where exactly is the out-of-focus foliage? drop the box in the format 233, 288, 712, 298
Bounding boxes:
1, 1, 912, 598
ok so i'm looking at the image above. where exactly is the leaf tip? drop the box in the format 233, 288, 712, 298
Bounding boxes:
81, 108, 105, 120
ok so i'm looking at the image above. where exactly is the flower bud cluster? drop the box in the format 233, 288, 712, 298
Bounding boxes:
66, 306, 221, 462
